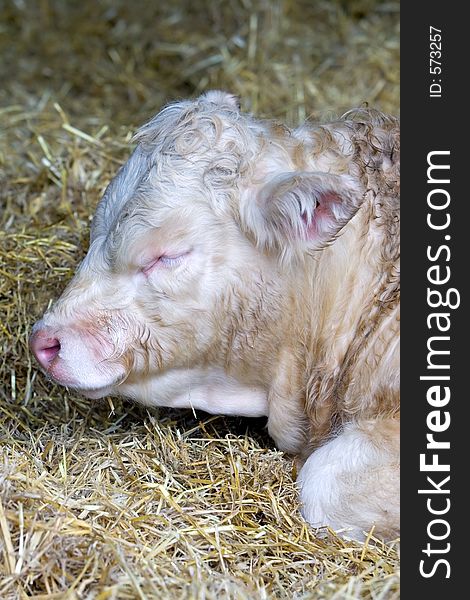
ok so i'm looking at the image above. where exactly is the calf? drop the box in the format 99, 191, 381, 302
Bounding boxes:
30, 91, 400, 540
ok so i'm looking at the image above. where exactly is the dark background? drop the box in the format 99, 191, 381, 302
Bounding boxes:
401, 2, 465, 596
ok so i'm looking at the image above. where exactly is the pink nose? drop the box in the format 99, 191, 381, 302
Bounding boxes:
30, 328, 61, 370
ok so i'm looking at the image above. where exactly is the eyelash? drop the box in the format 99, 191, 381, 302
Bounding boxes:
159, 254, 185, 267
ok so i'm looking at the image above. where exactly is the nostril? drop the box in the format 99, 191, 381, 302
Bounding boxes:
30, 333, 61, 369
42, 340, 61, 362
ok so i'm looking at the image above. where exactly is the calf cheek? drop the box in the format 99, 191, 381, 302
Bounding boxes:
131, 306, 209, 375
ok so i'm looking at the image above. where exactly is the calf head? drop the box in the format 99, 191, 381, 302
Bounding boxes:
30, 91, 364, 404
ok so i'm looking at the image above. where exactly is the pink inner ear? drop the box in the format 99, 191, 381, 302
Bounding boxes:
301, 190, 343, 240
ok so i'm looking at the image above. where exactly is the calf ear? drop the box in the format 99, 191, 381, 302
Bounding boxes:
240, 171, 364, 256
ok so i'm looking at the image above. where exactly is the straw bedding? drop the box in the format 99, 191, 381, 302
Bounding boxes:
0, 1, 399, 597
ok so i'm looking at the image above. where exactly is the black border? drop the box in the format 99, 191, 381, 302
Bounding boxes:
401, 3, 466, 595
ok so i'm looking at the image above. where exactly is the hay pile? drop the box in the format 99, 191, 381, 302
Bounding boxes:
0, 1, 400, 597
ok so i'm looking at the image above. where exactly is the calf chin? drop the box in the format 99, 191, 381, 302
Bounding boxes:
117, 367, 269, 417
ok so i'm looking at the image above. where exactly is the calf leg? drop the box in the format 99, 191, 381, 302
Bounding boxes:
297, 418, 399, 540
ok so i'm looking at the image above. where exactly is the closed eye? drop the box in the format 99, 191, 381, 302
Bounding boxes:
141, 250, 191, 276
